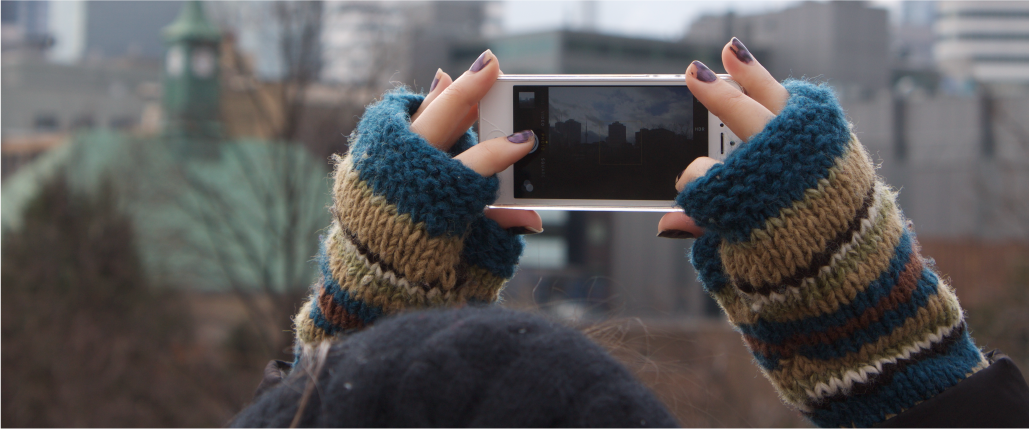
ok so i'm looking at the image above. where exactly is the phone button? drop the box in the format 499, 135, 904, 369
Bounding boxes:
486, 130, 507, 140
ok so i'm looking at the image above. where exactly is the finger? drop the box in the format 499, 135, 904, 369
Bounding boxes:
411, 49, 500, 151
444, 104, 479, 148
411, 69, 452, 123
485, 208, 543, 233
675, 156, 721, 192
657, 212, 704, 239
454, 130, 537, 176
686, 60, 775, 142
722, 37, 789, 115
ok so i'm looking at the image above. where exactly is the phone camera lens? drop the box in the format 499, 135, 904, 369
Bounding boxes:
523, 180, 533, 192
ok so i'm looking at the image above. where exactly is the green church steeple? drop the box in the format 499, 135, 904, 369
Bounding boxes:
162, 1, 222, 139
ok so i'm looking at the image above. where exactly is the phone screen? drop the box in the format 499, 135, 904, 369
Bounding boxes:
513, 86, 708, 200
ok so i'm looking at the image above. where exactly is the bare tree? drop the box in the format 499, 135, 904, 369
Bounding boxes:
138, 1, 414, 359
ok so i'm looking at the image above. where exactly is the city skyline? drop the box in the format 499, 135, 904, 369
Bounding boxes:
548, 86, 694, 145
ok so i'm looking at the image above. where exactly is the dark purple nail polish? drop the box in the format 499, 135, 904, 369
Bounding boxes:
508, 226, 543, 235
469, 50, 492, 72
657, 230, 696, 239
507, 130, 535, 144
730, 37, 754, 64
675, 170, 684, 184
429, 71, 440, 92
691, 61, 717, 83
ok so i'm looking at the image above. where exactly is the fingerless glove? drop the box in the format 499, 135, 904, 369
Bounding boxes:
679, 80, 988, 427
293, 90, 523, 351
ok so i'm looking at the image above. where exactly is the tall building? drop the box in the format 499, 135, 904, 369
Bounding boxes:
318, 1, 496, 87
1, 1, 51, 52
893, 1, 939, 71
554, 119, 582, 145
685, 1, 890, 94
444, 30, 720, 77
934, 1, 1029, 84
607, 121, 626, 145
319, 1, 406, 85
46, 1, 184, 64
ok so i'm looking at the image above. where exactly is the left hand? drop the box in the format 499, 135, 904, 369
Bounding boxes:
658, 37, 791, 239
409, 49, 543, 234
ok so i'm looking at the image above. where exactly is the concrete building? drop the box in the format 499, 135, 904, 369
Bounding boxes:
0, 55, 160, 137
1, 1, 51, 52
892, 1, 939, 71
685, 1, 890, 95
44, 1, 183, 64
319, 1, 407, 85
442, 30, 721, 77
934, 1, 1029, 84
318, 1, 498, 88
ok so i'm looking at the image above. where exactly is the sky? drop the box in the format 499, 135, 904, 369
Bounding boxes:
500, 0, 902, 41
549, 87, 694, 143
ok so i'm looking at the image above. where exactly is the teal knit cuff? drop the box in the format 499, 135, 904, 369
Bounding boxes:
677, 80, 851, 243
350, 89, 498, 237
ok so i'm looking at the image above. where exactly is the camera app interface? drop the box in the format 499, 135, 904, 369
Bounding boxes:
513, 86, 708, 200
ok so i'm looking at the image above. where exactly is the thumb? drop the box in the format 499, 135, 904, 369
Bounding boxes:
454, 130, 537, 177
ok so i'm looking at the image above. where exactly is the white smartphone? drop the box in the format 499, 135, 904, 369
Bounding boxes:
479, 74, 745, 212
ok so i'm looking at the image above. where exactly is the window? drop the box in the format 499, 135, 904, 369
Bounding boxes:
34, 113, 59, 131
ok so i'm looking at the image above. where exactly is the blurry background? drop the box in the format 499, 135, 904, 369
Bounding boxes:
2, 0, 1027, 426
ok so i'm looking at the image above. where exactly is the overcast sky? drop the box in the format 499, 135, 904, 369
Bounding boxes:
550, 86, 694, 143
500, 0, 901, 41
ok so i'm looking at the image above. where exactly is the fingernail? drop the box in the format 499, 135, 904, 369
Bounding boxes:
508, 226, 543, 235
675, 170, 684, 184
657, 230, 696, 239
469, 49, 493, 72
730, 37, 754, 64
691, 61, 717, 83
429, 68, 441, 92
507, 130, 535, 144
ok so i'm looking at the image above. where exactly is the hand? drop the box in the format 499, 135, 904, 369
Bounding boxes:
409, 50, 543, 234
658, 37, 791, 239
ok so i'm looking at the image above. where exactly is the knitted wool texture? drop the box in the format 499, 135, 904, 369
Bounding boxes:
680, 80, 988, 428
292, 89, 524, 349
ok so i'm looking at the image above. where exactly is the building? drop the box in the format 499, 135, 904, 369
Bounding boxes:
934, 1, 1029, 85
1, 1, 51, 52
685, 1, 890, 95
1, 1, 186, 177
443, 30, 722, 77
2, 2, 331, 295
45, 1, 183, 64
317, 1, 499, 88
0, 55, 161, 177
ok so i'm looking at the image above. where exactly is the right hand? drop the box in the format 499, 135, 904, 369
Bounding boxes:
658, 37, 790, 239
409, 50, 543, 234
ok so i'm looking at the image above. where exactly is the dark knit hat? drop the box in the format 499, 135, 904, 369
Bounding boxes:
230, 306, 677, 427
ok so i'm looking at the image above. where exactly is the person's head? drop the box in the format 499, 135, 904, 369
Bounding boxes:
230, 306, 676, 427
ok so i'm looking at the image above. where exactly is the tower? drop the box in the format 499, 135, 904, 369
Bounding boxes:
161, 1, 221, 139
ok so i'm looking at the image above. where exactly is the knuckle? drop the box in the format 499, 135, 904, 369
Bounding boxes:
479, 140, 503, 161
722, 90, 750, 112
439, 84, 474, 109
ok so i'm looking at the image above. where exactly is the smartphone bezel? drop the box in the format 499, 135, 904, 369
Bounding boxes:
480, 74, 744, 212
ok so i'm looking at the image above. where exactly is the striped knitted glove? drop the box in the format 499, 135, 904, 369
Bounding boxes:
678, 81, 988, 427
293, 89, 524, 351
